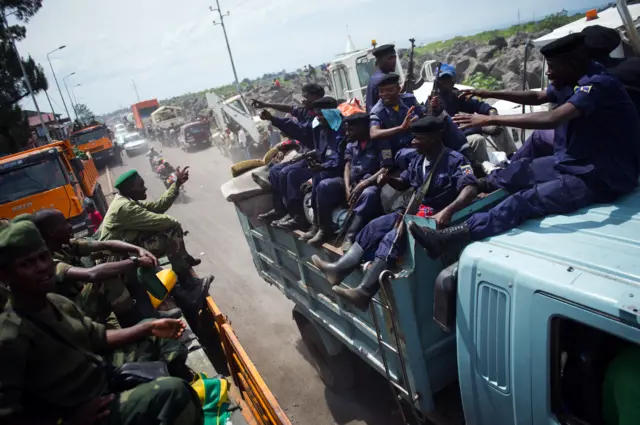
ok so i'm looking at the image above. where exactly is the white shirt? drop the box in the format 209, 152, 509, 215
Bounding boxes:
238, 129, 247, 147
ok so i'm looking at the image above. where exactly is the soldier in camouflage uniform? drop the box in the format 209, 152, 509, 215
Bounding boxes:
100, 168, 213, 314
14, 210, 181, 327
0, 220, 202, 425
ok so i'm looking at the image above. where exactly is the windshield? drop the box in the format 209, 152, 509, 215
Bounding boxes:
355, 55, 376, 88
139, 106, 159, 118
124, 133, 143, 143
0, 160, 68, 204
71, 127, 109, 146
186, 125, 207, 135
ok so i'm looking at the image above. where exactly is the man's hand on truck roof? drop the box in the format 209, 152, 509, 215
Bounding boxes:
175, 166, 190, 186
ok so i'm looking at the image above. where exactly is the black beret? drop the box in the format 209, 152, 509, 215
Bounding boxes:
410, 116, 444, 134
582, 25, 621, 55
540, 33, 586, 59
301, 83, 325, 97
378, 73, 401, 87
343, 112, 370, 126
372, 44, 396, 58
312, 96, 338, 109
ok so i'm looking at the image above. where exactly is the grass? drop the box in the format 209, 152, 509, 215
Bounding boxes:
414, 9, 583, 54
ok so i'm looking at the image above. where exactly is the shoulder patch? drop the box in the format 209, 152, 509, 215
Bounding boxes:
574, 85, 592, 94
460, 164, 474, 175
381, 149, 393, 160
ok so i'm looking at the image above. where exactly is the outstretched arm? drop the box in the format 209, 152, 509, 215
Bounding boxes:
453, 103, 581, 130
459, 89, 550, 105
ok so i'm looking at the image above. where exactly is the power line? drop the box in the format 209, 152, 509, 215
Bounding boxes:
210, 0, 242, 95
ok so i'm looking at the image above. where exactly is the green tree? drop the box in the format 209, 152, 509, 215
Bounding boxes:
73, 103, 95, 124
0, 0, 48, 153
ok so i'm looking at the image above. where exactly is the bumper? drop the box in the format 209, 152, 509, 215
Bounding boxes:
68, 211, 91, 238
91, 148, 116, 163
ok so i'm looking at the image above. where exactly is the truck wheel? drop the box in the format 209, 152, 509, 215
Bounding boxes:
294, 313, 355, 393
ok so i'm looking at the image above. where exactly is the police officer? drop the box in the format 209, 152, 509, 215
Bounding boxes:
431, 64, 517, 163
312, 116, 476, 309
260, 97, 346, 239
0, 220, 202, 425
19, 209, 181, 327
366, 44, 397, 112
252, 83, 325, 125
410, 33, 640, 258
101, 169, 213, 314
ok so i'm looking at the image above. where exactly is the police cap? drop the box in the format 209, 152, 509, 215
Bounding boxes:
410, 116, 445, 134
0, 221, 45, 266
343, 112, 370, 127
582, 25, 621, 56
312, 96, 338, 109
378, 73, 401, 87
114, 169, 140, 189
540, 33, 586, 59
372, 44, 396, 58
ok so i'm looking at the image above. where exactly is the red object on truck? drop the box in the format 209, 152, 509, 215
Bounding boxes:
131, 99, 160, 130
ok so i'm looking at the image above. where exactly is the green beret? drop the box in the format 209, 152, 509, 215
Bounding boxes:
0, 221, 45, 266
114, 170, 140, 189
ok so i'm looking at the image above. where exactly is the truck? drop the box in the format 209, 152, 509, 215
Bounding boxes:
132, 99, 160, 130
69, 123, 119, 166
0, 139, 109, 238
150, 105, 187, 131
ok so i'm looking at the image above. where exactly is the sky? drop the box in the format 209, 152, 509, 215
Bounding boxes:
15, 0, 601, 116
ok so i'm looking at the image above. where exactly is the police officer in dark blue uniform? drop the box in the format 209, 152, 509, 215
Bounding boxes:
312, 116, 475, 310
257, 84, 326, 224
409, 33, 640, 258
317, 113, 395, 250
366, 44, 397, 113
370, 73, 467, 169
263, 97, 346, 239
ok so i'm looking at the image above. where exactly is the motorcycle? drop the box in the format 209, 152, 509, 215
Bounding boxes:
164, 171, 187, 203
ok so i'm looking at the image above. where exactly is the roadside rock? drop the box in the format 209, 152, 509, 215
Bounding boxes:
488, 36, 508, 49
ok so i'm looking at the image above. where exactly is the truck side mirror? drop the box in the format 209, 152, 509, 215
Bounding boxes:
433, 262, 458, 332
70, 157, 85, 175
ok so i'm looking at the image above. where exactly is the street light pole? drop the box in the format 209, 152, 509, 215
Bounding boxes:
210, 0, 241, 95
47, 45, 71, 121
63, 72, 78, 122
1, 10, 50, 141
72, 84, 81, 106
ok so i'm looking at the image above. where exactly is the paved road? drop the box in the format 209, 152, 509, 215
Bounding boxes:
103, 142, 399, 425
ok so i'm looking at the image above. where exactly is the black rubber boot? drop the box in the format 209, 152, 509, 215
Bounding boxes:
173, 273, 215, 328
332, 258, 387, 311
186, 255, 201, 267
408, 221, 472, 259
307, 227, 330, 246
311, 243, 364, 286
340, 216, 364, 252
259, 209, 285, 222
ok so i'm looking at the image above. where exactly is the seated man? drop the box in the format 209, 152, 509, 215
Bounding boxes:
100, 168, 213, 312
370, 73, 467, 169
260, 97, 346, 241
319, 112, 394, 251
0, 220, 202, 425
19, 209, 180, 327
410, 33, 640, 258
312, 116, 476, 310
431, 64, 517, 164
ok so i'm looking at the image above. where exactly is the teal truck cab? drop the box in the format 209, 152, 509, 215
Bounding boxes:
222, 169, 640, 424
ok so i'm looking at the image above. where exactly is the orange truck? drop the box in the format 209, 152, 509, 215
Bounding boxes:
70, 123, 118, 166
0, 139, 109, 238
132, 99, 160, 130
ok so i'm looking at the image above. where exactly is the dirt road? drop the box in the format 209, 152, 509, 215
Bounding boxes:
103, 142, 398, 425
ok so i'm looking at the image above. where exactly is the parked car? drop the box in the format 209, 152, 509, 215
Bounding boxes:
122, 132, 148, 157
178, 121, 212, 152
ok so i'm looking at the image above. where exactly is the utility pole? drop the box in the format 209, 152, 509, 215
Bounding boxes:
44, 90, 57, 126
132, 79, 141, 102
47, 46, 71, 121
210, 1, 242, 95
1, 10, 50, 141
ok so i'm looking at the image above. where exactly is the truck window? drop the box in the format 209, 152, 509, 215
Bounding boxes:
138, 105, 159, 118
550, 317, 639, 425
0, 160, 68, 203
355, 55, 376, 89
71, 127, 109, 146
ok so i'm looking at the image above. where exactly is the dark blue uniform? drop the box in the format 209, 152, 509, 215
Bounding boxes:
319, 139, 394, 226
510, 129, 555, 162
366, 70, 386, 113
440, 91, 494, 136
270, 116, 345, 220
356, 148, 472, 265
370, 94, 466, 168
463, 62, 640, 240
291, 105, 314, 124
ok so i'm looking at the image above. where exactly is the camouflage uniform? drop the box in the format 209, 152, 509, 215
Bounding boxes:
99, 184, 190, 272
53, 238, 133, 326
0, 293, 200, 425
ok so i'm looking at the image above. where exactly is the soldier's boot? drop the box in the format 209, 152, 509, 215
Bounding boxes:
186, 255, 201, 267
126, 281, 182, 324
174, 271, 214, 313
311, 243, 364, 286
332, 258, 386, 311
340, 216, 364, 252
408, 221, 471, 259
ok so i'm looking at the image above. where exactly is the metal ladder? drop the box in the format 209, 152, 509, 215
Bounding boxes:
369, 268, 422, 425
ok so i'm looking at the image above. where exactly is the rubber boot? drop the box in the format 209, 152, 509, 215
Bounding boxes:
408, 221, 471, 259
173, 272, 215, 328
340, 215, 364, 252
128, 280, 182, 321
332, 258, 387, 311
307, 227, 330, 246
311, 243, 364, 286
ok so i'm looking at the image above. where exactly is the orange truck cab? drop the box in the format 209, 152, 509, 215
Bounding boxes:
70, 124, 117, 166
0, 140, 108, 238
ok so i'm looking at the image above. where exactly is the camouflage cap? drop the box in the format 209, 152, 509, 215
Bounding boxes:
0, 221, 45, 266
114, 169, 140, 189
